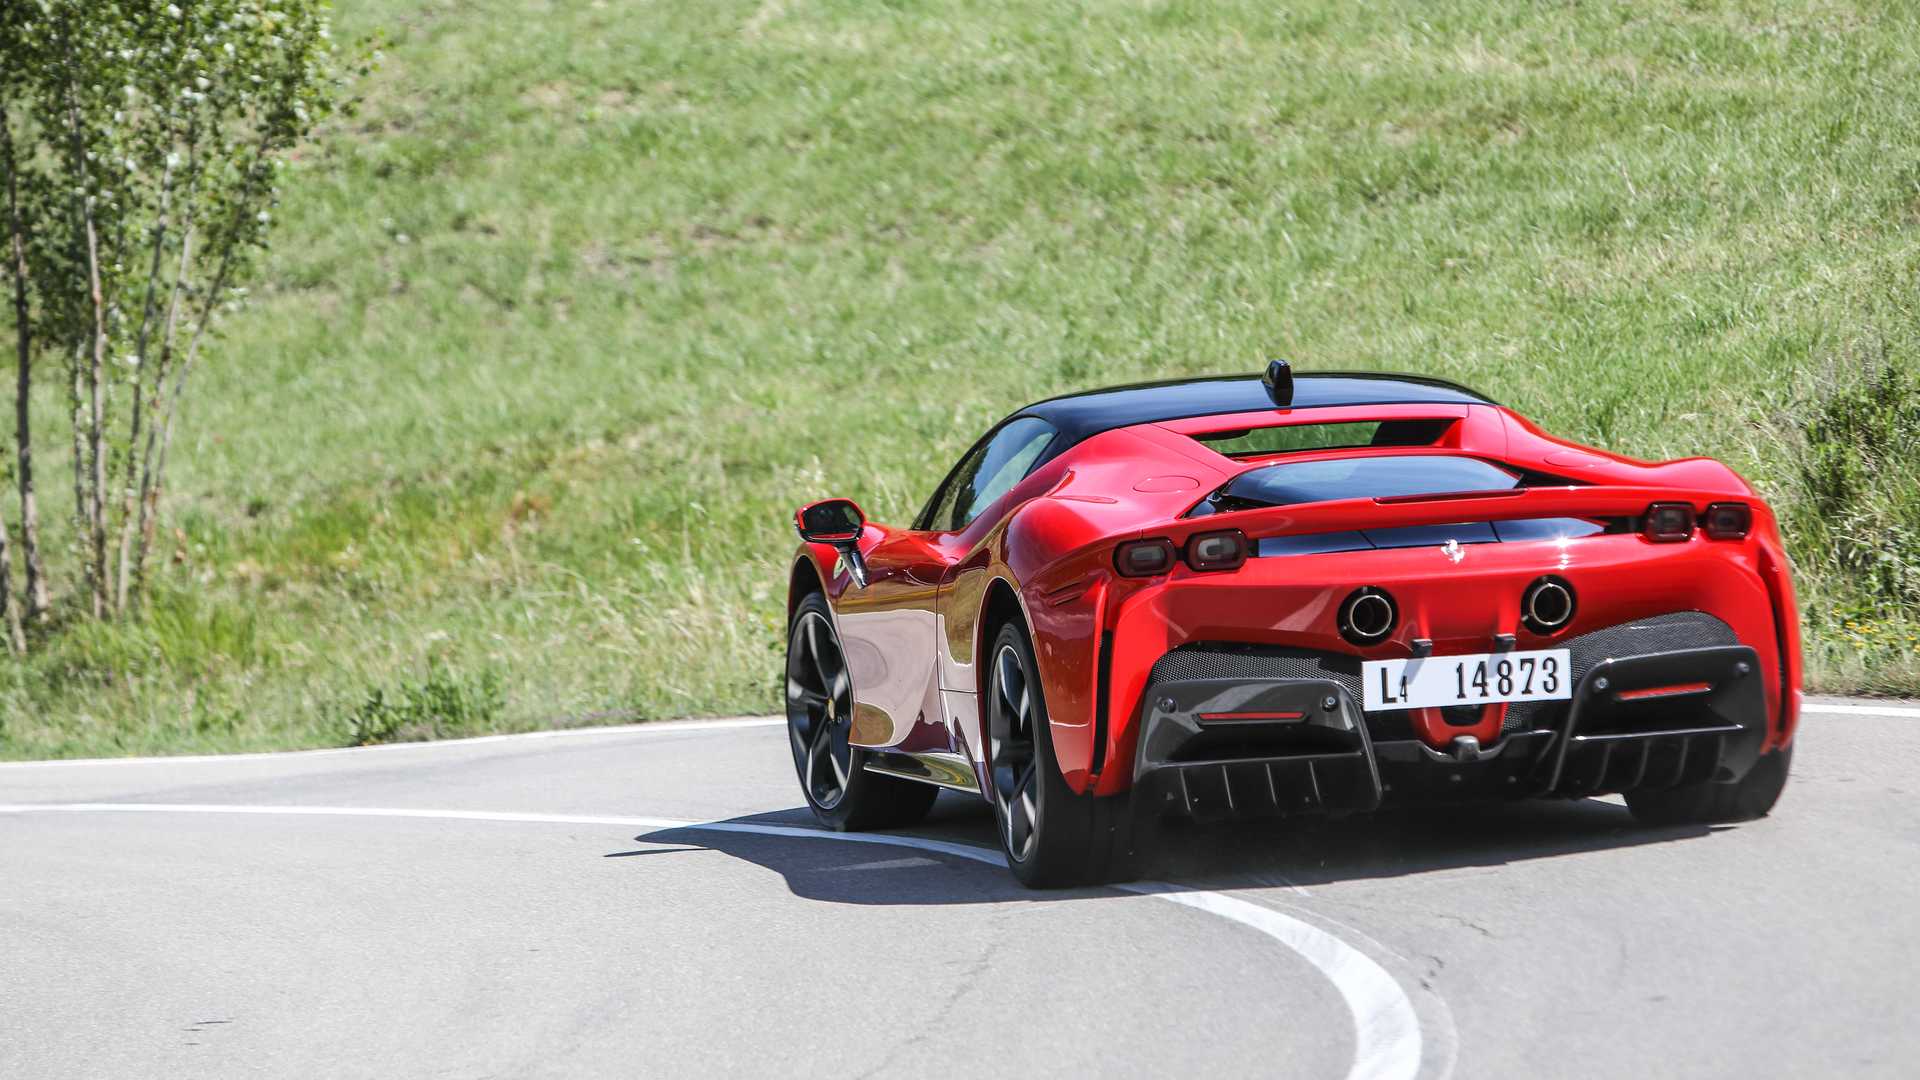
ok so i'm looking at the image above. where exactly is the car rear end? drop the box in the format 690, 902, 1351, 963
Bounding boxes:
1092, 451, 1801, 824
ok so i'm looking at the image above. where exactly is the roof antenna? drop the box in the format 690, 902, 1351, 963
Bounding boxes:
1262, 358, 1294, 406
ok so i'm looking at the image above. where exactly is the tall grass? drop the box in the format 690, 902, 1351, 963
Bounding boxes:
4, 0, 1919, 757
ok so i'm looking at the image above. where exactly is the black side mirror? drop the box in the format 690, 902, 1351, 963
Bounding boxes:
793, 498, 870, 587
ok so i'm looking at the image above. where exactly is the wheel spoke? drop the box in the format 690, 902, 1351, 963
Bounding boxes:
810, 707, 837, 751
806, 733, 835, 800
805, 617, 826, 675
991, 762, 1019, 803
828, 741, 850, 788
786, 675, 826, 711
996, 648, 1024, 720
1008, 783, 1034, 857
787, 611, 853, 810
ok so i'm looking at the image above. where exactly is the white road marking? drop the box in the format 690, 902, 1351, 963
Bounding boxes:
0, 801, 1426, 1080
1803, 703, 1920, 720
0, 716, 786, 770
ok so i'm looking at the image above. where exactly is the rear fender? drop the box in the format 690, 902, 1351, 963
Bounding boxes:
961, 496, 1142, 794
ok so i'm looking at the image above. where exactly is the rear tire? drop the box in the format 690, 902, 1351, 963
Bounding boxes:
786, 593, 938, 831
985, 619, 1123, 888
1625, 743, 1792, 826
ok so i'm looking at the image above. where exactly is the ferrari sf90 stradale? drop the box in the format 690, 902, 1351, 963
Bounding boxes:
785, 362, 1800, 886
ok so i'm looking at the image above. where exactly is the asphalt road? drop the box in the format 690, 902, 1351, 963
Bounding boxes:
3, 701, 1917, 1079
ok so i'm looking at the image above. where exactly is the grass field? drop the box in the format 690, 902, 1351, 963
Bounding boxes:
5, 0, 1920, 758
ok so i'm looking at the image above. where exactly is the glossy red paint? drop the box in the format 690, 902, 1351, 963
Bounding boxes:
787, 389, 1803, 802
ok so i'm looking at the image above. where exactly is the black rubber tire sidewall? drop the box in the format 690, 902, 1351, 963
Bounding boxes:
1626, 742, 1793, 826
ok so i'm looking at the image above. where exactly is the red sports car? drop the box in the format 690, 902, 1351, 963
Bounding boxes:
785, 363, 1801, 887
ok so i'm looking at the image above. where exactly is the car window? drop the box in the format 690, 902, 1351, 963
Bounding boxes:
930, 417, 1056, 532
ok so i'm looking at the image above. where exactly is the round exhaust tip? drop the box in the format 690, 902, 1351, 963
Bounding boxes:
1339, 587, 1397, 646
1522, 576, 1576, 634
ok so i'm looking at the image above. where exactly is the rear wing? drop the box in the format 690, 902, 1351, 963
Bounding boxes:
1156, 485, 1768, 548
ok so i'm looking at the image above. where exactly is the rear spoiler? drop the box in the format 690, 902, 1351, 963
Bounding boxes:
1161, 485, 1762, 546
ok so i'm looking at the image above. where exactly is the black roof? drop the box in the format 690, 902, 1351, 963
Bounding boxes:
1017, 372, 1495, 445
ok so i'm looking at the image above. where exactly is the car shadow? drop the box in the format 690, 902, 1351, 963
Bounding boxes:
614, 792, 1718, 905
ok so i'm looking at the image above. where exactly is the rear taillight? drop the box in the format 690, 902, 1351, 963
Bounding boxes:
1114, 538, 1176, 577
1643, 502, 1695, 543
1702, 502, 1752, 540
1185, 529, 1249, 572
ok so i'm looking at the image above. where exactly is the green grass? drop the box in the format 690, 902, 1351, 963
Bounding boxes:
5, 0, 1920, 757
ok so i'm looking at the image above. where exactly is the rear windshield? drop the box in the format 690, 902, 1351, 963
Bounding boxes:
1195, 454, 1520, 513
1192, 418, 1454, 458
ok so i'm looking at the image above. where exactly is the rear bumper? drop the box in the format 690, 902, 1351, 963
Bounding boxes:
1088, 529, 1799, 797
1132, 644, 1769, 822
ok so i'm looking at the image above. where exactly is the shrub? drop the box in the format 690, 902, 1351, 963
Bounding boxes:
338, 663, 504, 746
1784, 362, 1920, 610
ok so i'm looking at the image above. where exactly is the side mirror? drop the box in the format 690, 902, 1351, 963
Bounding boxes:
795, 498, 865, 544
794, 498, 870, 588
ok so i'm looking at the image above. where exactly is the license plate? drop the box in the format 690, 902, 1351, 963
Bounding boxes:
1362, 648, 1572, 712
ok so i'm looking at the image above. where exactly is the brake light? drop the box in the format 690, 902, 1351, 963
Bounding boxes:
1185, 529, 1249, 572
1615, 682, 1713, 702
1702, 502, 1752, 540
1114, 538, 1176, 577
1643, 502, 1695, 543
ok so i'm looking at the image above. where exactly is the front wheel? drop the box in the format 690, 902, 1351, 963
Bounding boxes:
785, 593, 937, 830
1625, 743, 1792, 826
985, 619, 1123, 888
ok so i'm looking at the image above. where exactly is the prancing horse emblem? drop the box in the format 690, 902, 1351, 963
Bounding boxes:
1442, 538, 1464, 564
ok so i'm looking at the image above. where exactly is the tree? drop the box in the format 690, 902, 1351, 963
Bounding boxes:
0, 0, 357, 648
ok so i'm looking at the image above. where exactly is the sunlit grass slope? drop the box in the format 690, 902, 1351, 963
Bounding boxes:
5, 0, 1919, 756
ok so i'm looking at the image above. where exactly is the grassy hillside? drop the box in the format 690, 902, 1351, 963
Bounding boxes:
5, 0, 1920, 757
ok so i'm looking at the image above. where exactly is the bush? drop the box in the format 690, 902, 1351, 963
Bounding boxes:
1785, 362, 1920, 609
338, 663, 505, 746
1775, 358, 1920, 689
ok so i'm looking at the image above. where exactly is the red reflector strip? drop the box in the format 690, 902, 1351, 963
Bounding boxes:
1614, 682, 1712, 702
1197, 711, 1306, 723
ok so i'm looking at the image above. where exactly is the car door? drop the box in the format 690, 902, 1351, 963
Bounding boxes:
836, 416, 1059, 758
835, 524, 951, 751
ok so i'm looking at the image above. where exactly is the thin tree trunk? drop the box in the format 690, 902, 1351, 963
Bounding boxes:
114, 137, 181, 613
132, 146, 268, 600
0, 500, 24, 654
130, 223, 190, 601
137, 231, 235, 596
53, 15, 111, 620
1, 105, 47, 626
69, 348, 90, 611
79, 201, 110, 619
